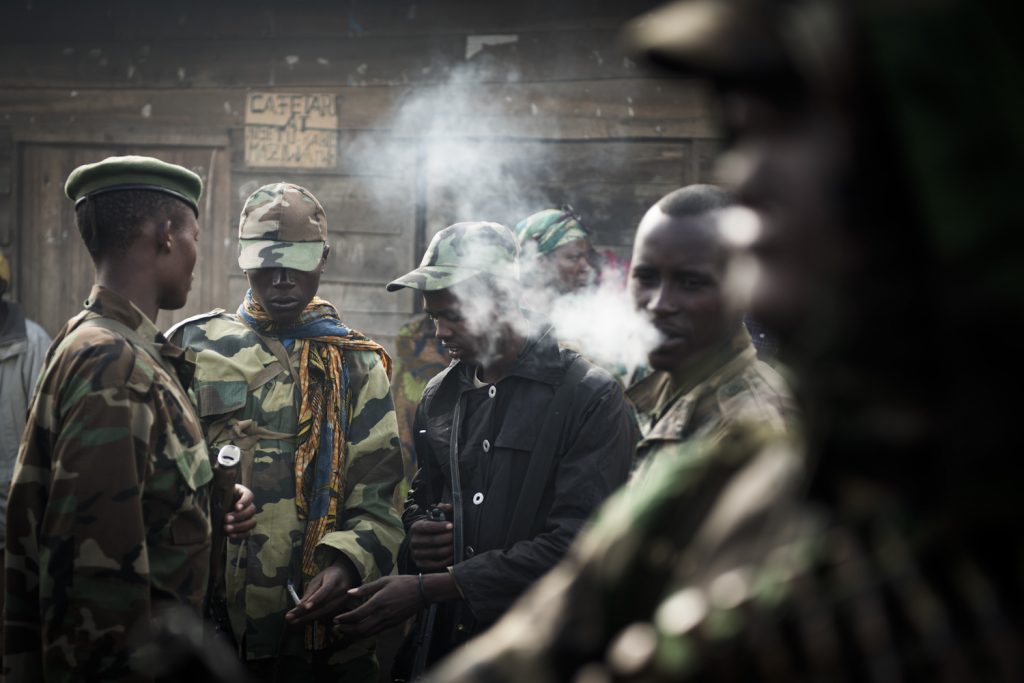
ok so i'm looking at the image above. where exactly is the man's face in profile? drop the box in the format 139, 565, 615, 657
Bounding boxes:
717, 92, 851, 337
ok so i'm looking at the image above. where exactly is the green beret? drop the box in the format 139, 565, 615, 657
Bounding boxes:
64, 155, 203, 216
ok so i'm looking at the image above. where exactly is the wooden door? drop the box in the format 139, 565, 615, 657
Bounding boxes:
17, 143, 230, 336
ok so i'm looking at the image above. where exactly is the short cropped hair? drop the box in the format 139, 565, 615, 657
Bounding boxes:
74, 189, 192, 260
657, 184, 737, 219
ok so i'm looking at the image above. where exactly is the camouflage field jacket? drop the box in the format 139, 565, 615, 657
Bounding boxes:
627, 332, 798, 479
170, 311, 404, 665
3, 285, 213, 682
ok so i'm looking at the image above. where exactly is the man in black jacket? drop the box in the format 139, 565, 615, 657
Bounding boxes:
332, 221, 637, 672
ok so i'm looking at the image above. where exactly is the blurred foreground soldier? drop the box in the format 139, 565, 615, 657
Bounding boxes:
332, 222, 637, 676
433, 0, 1024, 680
513, 205, 597, 309
0, 251, 50, 555
169, 182, 404, 681
3, 156, 254, 681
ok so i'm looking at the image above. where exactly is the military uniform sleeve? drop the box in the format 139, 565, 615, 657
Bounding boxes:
5, 337, 157, 681
316, 351, 405, 583
451, 375, 638, 624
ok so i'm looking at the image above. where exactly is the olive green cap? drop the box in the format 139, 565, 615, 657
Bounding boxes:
64, 155, 203, 216
237, 182, 328, 272
387, 221, 519, 292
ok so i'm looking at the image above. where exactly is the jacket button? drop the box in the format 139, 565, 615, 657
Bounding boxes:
472, 492, 484, 505
482, 439, 491, 452
465, 545, 475, 557
456, 623, 465, 632
488, 385, 497, 398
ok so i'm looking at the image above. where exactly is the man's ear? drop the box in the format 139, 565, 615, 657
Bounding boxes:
320, 244, 331, 272
154, 219, 174, 254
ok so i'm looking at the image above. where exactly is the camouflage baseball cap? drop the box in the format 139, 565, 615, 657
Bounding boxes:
237, 182, 328, 272
386, 221, 519, 292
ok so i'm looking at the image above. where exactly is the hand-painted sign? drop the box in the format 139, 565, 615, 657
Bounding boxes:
245, 93, 338, 168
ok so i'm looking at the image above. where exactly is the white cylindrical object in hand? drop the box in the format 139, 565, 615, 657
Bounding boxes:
217, 444, 241, 468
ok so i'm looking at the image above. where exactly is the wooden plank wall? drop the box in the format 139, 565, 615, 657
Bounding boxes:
0, 0, 722, 352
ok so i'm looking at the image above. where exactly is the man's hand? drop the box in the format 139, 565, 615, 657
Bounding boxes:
332, 572, 457, 639
285, 555, 360, 625
410, 502, 454, 571
225, 484, 257, 540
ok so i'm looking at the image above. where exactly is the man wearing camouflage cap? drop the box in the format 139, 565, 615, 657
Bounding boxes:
3, 156, 256, 681
169, 182, 404, 681
331, 221, 637, 675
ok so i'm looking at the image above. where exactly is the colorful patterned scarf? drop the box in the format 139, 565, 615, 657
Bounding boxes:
239, 290, 390, 648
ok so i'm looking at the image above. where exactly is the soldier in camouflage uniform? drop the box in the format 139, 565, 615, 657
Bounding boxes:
169, 182, 404, 681
432, 0, 1024, 680
2, 156, 256, 681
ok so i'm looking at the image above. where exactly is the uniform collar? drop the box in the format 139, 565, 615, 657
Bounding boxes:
628, 330, 757, 441
84, 285, 193, 384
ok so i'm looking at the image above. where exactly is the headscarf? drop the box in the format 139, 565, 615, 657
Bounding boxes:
513, 205, 591, 256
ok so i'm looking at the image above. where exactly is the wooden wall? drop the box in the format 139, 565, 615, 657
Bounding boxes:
0, 0, 721, 352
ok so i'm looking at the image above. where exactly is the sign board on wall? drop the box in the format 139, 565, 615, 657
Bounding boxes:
244, 93, 338, 168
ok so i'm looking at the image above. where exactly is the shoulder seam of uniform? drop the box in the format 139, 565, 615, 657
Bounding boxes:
59, 324, 143, 388
165, 308, 229, 337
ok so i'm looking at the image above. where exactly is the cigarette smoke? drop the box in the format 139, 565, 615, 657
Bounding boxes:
363, 60, 665, 372
546, 268, 662, 376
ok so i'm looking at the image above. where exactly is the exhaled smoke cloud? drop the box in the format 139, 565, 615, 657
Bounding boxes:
546, 268, 662, 375
366, 59, 666, 371
372, 60, 559, 233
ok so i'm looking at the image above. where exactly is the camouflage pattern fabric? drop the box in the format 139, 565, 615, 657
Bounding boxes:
237, 182, 328, 272
386, 221, 519, 292
3, 285, 213, 682
626, 331, 797, 473
513, 207, 590, 256
169, 309, 404, 676
391, 314, 449, 475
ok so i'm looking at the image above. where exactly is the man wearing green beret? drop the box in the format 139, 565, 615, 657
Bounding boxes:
2, 155, 257, 681
169, 182, 404, 681
332, 221, 637, 676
